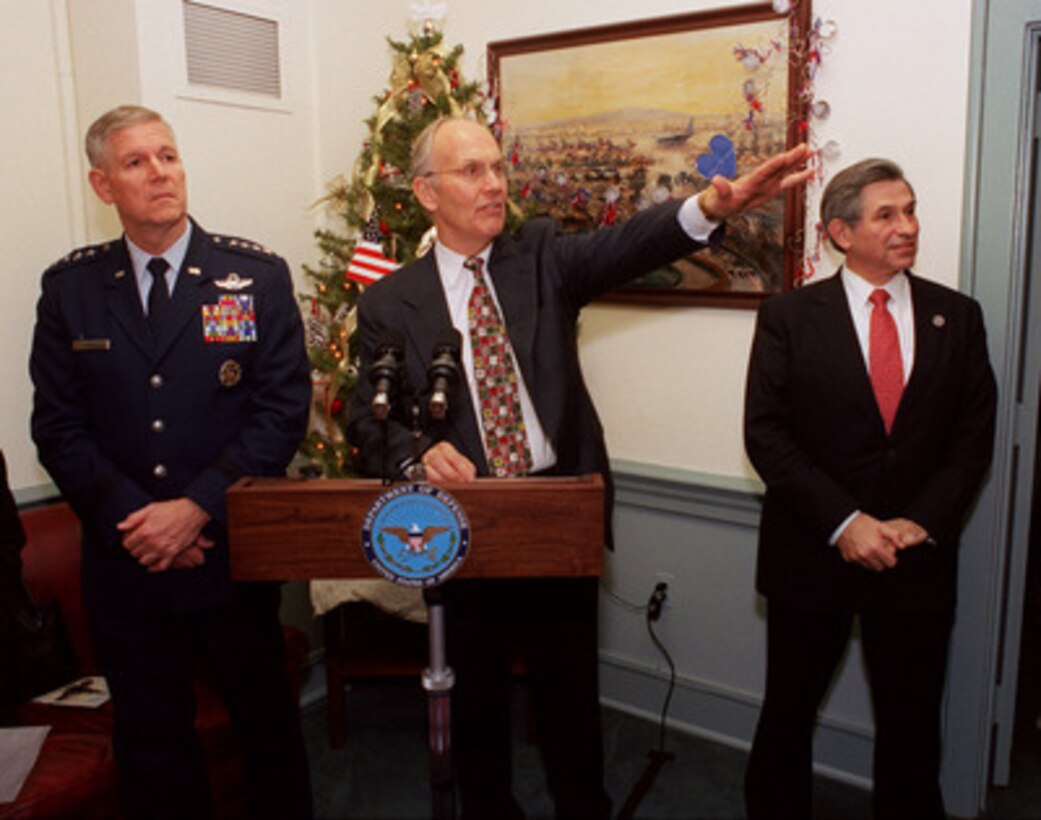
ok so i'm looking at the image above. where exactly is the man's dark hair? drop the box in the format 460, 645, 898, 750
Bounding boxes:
820, 158, 914, 249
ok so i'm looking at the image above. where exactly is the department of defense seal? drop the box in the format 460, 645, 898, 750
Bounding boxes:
361, 483, 469, 587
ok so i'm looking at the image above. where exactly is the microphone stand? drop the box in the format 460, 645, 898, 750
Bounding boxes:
379, 417, 391, 486
410, 402, 425, 474
402, 394, 456, 820
423, 584, 455, 820
370, 330, 405, 484
373, 382, 394, 487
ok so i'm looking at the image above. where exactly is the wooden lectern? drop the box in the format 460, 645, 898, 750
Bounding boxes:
227, 473, 605, 820
226, 474, 605, 582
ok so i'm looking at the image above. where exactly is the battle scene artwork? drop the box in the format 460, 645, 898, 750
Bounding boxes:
491, 9, 806, 306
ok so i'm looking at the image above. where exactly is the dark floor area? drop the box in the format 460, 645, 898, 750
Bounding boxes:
984, 598, 1041, 820
302, 679, 877, 819
301, 674, 1040, 819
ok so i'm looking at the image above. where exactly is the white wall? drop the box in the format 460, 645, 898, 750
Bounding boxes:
0, 1, 79, 492
338, 0, 975, 481
2, 0, 975, 494
0, 0, 983, 799
2, 0, 328, 493
311, 1, 408, 212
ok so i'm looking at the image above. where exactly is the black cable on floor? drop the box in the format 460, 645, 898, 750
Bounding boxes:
615, 593, 676, 820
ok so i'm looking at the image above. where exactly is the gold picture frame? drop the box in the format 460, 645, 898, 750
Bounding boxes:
488, 2, 811, 307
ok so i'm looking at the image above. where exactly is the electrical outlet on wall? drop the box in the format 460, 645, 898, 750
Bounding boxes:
648, 576, 670, 621
655, 573, 674, 604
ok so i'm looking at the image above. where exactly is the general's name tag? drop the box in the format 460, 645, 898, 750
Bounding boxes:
71, 338, 111, 352
202, 295, 257, 343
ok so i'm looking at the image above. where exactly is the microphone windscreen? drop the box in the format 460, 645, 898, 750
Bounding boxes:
377, 328, 405, 355
434, 327, 461, 355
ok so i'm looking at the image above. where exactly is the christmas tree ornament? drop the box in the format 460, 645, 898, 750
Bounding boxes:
820, 139, 841, 161
305, 313, 328, 349
408, 0, 447, 36
346, 214, 399, 286
415, 52, 457, 111
408, 87, 426, 113
816, 19, 838, 39
333, 303, 356, 334
811, 100, 830, 119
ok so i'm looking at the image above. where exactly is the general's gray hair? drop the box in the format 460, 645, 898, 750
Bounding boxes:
85, 105, 171, 168
820, 158, 913, 248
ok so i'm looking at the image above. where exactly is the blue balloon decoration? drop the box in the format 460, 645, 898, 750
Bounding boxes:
696, 134, 737, 180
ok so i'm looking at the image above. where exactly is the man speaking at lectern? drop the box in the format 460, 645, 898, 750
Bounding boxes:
347, 115, 811, 819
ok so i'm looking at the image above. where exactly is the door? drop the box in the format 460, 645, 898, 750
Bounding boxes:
989, 37, 1041, 788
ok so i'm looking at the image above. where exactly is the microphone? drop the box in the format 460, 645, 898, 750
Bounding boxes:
427, 328, 462, 421
369, 329, 405, 421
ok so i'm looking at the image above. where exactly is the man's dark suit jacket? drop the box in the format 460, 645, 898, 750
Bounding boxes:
347, 200, 704, 519
744, 271, 997, 613
30, 221, 311, 615
0, 450, 28, 711
0, 452, 24, 576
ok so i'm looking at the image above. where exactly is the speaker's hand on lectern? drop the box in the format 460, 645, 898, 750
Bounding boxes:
422, 441, 477, 483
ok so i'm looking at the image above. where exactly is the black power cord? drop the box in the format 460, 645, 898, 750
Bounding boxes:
616, 582, 676, 820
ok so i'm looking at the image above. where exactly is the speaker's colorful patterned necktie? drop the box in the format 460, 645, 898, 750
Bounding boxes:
465, 256, 532, 477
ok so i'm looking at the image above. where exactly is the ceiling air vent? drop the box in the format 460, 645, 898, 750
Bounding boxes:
183, 1, 281, 98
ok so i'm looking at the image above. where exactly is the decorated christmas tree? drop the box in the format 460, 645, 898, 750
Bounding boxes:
299, 22, 487, 477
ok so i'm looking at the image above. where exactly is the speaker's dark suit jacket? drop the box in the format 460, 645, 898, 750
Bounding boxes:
347, 199, 703, 506
744, 270, 997, 613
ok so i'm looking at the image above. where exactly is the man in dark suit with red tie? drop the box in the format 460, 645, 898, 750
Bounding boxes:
347, 115, 812, 819
743, 158, 998, 819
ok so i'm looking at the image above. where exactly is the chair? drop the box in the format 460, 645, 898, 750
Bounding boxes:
4, 501, 310, 819
322, 599, 530, 750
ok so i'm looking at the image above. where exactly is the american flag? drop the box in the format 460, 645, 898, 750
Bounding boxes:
346, 216, 398, 285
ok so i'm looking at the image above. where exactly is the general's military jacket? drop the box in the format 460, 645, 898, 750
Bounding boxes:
30, 220, 310, 612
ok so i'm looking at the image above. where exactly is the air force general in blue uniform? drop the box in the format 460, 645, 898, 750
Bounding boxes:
29, 106, 313, 819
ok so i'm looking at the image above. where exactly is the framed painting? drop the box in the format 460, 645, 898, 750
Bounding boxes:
488, 2, 811, 307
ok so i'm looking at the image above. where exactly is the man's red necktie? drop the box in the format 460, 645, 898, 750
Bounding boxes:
868, 288, 904, 434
